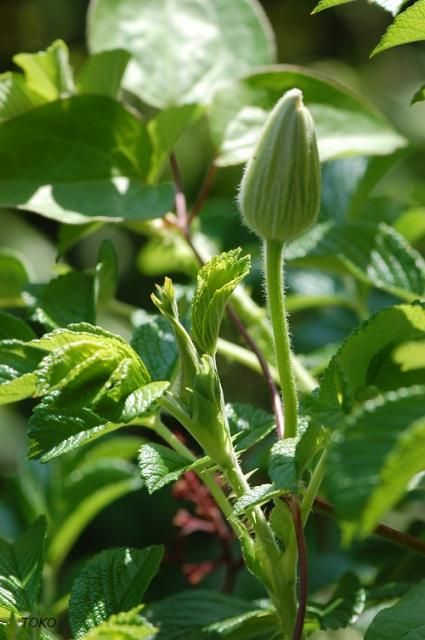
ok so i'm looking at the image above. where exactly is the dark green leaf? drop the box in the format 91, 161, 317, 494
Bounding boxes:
233, 484, 280, 515
226, 403, 275, 452
82, 607, 157, 640
309, 572, 366, 630
268, 439, 298, 493
131, 313, 178, 381
138, 443, 192, 494
0, 312, 35, 341
364, 579, 425, 639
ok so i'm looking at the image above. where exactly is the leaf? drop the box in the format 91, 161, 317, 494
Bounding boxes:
138, 443, 192, 494
312, 0, 406, 15
364, 579, 425, 640
226, 402, 275, 451
0, 95, 174, 224
191, 249, 251, 355
286, 221, 425, 302
317, 303, 425, 414
0, 312, 35, 341
77, 49, 131, 98
0, 72, 46, 124
210, 66, 406, 166
95, 240, 119, 305
0, 250, 30, 304
312, 0, 356, 13
57, 222, 103, 258
29, 271, 96, 328
325, 386, 425, 540
372, 0, 425, 56
87, 0, 275, 109
233, 484, 280, 515
412, 83, 425, 104
0, 341, 44, 405
131, 313, 178, 381
0, 517, 46, 614
268, 439, 298, 493
309, 572, 366, 630
82, 607, 157, 640
69, 546, 164, 639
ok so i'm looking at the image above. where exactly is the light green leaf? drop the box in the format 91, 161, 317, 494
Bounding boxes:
69, 546, 164, 639
77, 49, 131, 98
393, 339, 425, 372
0, 312, 35, 341
95, 240, 119, 305
286, 221, 425, 301
191, 249, 251, 355
87, 0, 275, 108
82, 607, 157, 640
0, 72, 46, 124
313, 0, 406, 15
131, 313, 178, 381
364, 579, 425, 640
312, 0, 356, 13
233, 484, 280, 515
395, 208, 425, 244
226, 402, 275, 451
0, 250, 30, 305
0, 340, 45, 405
13, 40, 75, 101
0, 517, 46, 614
137, 230, 197, 277
120, 381, 169, 422
210, 66, 406, 166
138, 443, 192, 494
0, 95, 174, 224
309, 572, 366, 631
372, 0, 425, 55
325, 386, 425, 540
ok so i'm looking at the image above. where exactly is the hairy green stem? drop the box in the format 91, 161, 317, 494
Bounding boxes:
264, 239, 299, 439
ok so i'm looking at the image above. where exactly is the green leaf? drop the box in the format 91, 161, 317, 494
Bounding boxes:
138, 443, 192, 494
372, 0, 425, 55
364, 579, 425, 640
309, 572, 366, 630
144, 590, 264, 640
148, 105, 204, 180
0, 312, 35, 341
95, 240, 119, 305
0, 95, 174, 224
325, 386, 425, 540
81, 607, 157, 640
412, 83, 425, 104
268, 439, 298, 493
312, 0, 406, 15
0, 250, 30, 305
0, 72, 46, 124
192, 249, 251, 355
76, 49, 131, 98
69, 545, 164, 639
131, 313, 178, 381
317, 303, 425, 414
226, 402, 275, 451
29, 271, 96, 328
286, 221, 425, 301
0, 517, 46, 614
0, 341, 44, 405
210, 66, 406, 166
137, 230, 198, 277
233, 484, 280, 515
13, 40, 74, 101
87, 0, 275, 108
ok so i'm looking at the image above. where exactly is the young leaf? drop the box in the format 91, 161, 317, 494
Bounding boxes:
372, 0, 425, 56
131, 313, 178, 381
191, 249, 251, 355
0, 517, 46, 614
81, 607, 157, 640
226, 402, 275, 451
364, 579, 425, 639
0, 72, 45, 124
233, 484, 280, 515
69, 546, 164, 639
87, 0, 275, 108
325, 386, 425, 540
0, 96, 174, 224
138, 443, 192, 494
76, 49, 131, 98
210, 67, 406, 166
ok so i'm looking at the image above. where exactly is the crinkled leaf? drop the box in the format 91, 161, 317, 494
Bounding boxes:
138, 443, 192, 494
0, 517, 46, 614
226, 402, 275, 452
364, 579, 425, 640
69, 546, 164, 639
286, 221, 425, 301
77, 49, 130, 98
87, 0, 275, 108
0, 341, 45, 405
82, 607, 157, 640
192, 249, 251, 355
233, 484, 280, 515
210, 66, 406, 166
325, 386, 425, 541
309, 572, 366, 630
372, 0, 425, 55
268, 439, 298, 493
0, 95, 174, 224
131, 313, 178, 381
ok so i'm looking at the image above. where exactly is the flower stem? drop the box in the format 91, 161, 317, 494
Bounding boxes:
264, 239, 299, 439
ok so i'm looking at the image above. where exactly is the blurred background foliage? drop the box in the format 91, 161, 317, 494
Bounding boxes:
0, 2, 424, 638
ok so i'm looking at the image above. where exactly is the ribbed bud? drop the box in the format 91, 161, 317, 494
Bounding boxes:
238, 88, 321, 243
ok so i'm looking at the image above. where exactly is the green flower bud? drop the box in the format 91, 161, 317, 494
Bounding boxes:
238, 88, 321, 243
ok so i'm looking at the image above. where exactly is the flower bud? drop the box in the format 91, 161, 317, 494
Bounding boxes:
238, 88, 321, 243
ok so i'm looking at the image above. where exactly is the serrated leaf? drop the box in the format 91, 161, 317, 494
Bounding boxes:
226, 403, 275, 452
131, 313, 178, 381
13, 40, 74, 101
87, 0, 275, 109
95, 240, 119, 305
312, 0, 406, 14
364, 579, 425, 640
0, 250, 30, 305
286, 221, 425, 301
325, 386, 425, 540
0, 312, 35, 341
138, 443, 192, 494
372, 0, 425, 55
192, 249, 251, 355
120, 382, 169, 422
0, 517, 46, 614
77, 49, 130, 98
268, 439, 298, 493
0, 341, 45, 405
69, 546, 164, 639
0, 95, 174, 224
233, 484, 280, 515
310, 572, 366, 630
210, 66, 405, 166
82, 607, 157, 640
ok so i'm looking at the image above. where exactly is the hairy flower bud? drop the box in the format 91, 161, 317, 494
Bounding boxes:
238, 88, 321, 243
